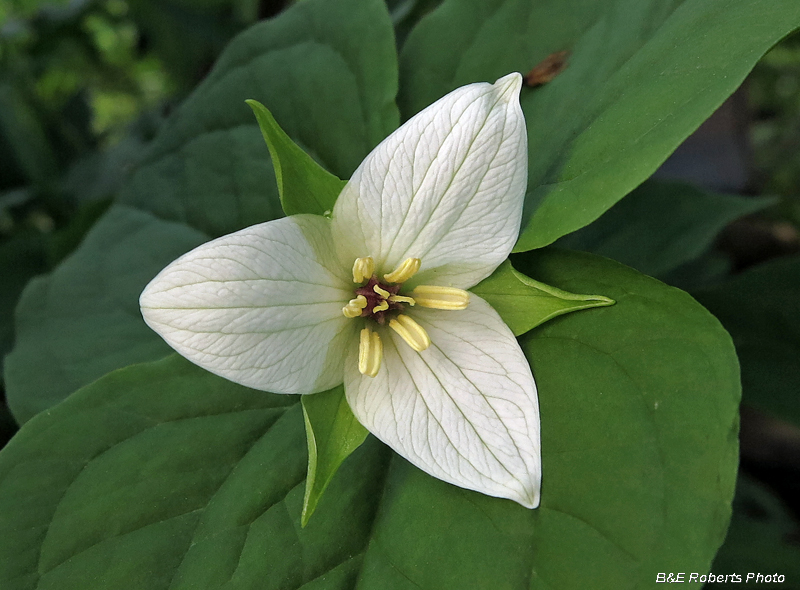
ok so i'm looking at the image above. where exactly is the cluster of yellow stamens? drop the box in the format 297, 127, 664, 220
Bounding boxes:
343, 256, 470, 377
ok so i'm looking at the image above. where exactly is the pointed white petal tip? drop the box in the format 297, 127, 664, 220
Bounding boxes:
494, 72, 523, 99
500, 468, 540, 509
514, 486, 541, 509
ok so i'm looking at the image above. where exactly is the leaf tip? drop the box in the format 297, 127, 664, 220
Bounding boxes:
300, 503, 313, 528
244, 99, 264, 115
590, 295, 615, 307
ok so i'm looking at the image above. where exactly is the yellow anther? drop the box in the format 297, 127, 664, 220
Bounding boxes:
342, 295, 368, 318
389, 314, 431, 352
411, 285, 470, 310
388, 294, 415, 306
384, 258, 421, 284
373, 284, 391, 299
358, 328, 383, 377
373, 300, 389, 313
352, 257, 375, 283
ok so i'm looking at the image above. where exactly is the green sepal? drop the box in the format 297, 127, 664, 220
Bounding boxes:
246, 99, 347, 217
300, 386, 369, 527
472, 259, 614, 336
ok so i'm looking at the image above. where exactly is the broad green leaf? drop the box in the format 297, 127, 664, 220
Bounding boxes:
119, 0, 398, 237
1, 203, 109, 386
388, 0, 444, 46
708, 475, 800, 584
5, 0, 399, 420
472, 259, 614, 336
0, 355, 389, 590
359, 249, 739, 588
3, 205, 207, 424
556, 181, 776, 278
693, 255, 800, 427
399, 0, 800, 251
301, 386, 369, 527
46, 198, 113, 267
0, 249, 739, 588
246, 100, 347, 217
62, 134, 149, 204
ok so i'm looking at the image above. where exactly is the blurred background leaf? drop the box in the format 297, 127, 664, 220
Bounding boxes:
750, 32, 800, 228
693, 256, 800, 429
708, 475, 800, 583
556, 180, 777, 280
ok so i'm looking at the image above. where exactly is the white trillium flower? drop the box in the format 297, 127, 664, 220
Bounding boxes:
140, 73, 541, 508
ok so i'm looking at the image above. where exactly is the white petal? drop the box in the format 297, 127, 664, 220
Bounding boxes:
140, 215, 356, 394
344, 295, 540, 507
331, 73, 528, 289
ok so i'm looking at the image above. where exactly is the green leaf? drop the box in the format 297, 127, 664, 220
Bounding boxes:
693, 255, 800, 427
246, 100, 347, 217
388, 0, 444, 46
301, 386, 369, 527
708, 475, 800, 583
511, 248, 740, 586
471, 259, 614, 336
556, 180, 776, 278
0, 249, 740, 588
46, 198, 113, 267
5, 0, 399, 420
0, 355, 389, 590
3, 205, 207, 424
399, 0, 800, 251
1, 204, 109, 387
62, 134, 149, 204
119, 0, 398, 237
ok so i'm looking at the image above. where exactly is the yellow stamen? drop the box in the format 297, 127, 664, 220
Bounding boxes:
358, 327, 383, 377
388, 294, 415, 306
373, 300, 389, 313
352, 257, 375, 283
373, 284, 391, 299
342, 295, 368, 318
389, 314, 430, 352
411, 285, 470, 310
384, 257, 421, 284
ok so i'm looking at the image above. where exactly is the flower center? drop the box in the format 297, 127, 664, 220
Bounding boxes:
342, 256, 470, 378
354, 277, 405, 324
342, 256, 421, 326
